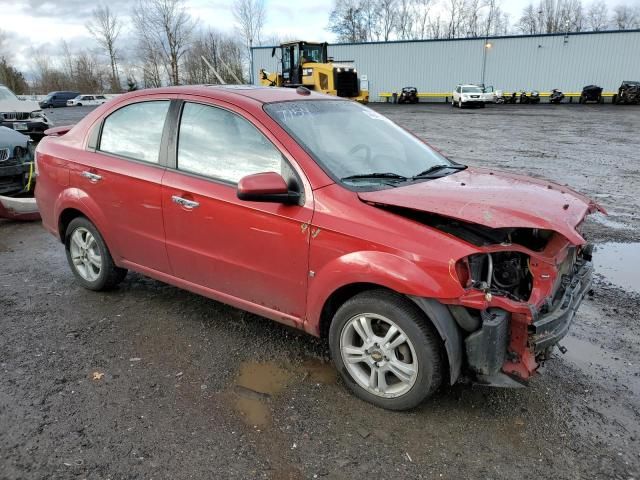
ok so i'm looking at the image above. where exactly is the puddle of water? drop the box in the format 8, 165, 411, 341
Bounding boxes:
560, 335, 639, 397
235, 361, 294, 395
301, 359, 337, 384
593, 242, 640, 294
229, 358, 336, 428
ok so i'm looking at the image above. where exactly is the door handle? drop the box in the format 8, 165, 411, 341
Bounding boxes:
81, 171, 102, 183
171, 195, 200, 209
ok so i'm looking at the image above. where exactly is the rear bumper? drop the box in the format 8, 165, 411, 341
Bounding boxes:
530, 259, 593, 352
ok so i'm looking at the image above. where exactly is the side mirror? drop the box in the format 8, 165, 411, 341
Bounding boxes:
237, 172, 300, 205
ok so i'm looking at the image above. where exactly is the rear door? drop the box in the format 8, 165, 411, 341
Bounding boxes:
69, 97, 173, 272
161, 99, 313, 322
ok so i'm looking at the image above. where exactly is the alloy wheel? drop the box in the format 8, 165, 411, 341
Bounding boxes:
69, 227, 102, 282
340, 313, 418, 398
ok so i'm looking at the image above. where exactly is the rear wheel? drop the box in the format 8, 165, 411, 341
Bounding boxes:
329, 290, 443, 410
65, 217, 127, 291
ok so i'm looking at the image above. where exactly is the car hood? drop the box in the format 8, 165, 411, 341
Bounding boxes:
0, 98, 40, 113
357, 167, 603, 245
0, 126, 30, 150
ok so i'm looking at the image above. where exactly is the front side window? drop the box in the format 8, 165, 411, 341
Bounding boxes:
99, 101, 170, 163
265, 100, 456, 190
177, 102, 283, 183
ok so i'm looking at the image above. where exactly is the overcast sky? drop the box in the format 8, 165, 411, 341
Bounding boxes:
0, 0, 637, 74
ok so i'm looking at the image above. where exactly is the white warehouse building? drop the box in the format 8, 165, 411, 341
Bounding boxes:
251, 30, 640, 101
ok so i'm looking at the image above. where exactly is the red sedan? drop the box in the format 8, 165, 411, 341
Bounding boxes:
34, 86, 600, 410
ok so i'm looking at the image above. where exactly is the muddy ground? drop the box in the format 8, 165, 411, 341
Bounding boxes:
1, 104, 639, 480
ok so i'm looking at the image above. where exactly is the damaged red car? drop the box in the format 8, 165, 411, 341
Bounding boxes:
35, 86, 601, 410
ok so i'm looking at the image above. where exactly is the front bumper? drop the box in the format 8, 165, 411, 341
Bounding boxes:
0, 161, 31, 195
530, 259, 593, 352
0, 119, 50, 137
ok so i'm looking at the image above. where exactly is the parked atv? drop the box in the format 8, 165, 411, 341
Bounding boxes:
520, 90, 540, 104
580, 85, 603, 103
615, 81, 640, 105
549, 89, 565, 104
497, 91, 518, 104
398, 86, 419, 104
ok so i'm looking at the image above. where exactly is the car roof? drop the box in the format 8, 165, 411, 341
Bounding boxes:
118, 85, 338, 106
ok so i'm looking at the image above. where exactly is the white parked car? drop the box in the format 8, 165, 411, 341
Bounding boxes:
0, 84, 52, 138
66, 95, 108, 107
451, 84, 485, 108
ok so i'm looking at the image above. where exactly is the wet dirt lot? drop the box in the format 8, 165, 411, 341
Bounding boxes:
1, 104, 639, 479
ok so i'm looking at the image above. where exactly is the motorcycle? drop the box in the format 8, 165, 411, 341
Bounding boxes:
398, 86, 419, 104
520, 90, 540, 104
549, 89, 565, 104
497, 91, 518, 104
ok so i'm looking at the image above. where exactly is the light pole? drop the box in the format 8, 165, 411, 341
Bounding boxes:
481, 37, 492, 86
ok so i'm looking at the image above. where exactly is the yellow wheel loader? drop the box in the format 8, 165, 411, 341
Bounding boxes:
259, 41, 369, 103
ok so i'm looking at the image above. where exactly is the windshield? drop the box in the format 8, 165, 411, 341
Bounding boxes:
461, 86, 483, 93
264, 100, 454, 188
301, 45, 323, 63
0, 86, 19, 101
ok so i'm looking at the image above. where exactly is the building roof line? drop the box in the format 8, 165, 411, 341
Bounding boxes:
252, 28, 640, 50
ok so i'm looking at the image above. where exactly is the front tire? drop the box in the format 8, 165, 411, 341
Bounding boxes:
65, 217, 127, 291
329, 290, 443, 411
458, 99, 463, 108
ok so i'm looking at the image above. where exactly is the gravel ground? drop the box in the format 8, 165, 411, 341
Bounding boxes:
1, 104, 639, 480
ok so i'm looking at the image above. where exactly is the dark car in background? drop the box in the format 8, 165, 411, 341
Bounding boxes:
39, 91, 80, 108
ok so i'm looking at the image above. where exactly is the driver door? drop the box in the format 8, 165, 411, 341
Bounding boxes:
161, 99, 314, 323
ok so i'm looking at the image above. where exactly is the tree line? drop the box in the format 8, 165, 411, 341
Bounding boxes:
328, 0, 640, 42
0, 0, 638, 95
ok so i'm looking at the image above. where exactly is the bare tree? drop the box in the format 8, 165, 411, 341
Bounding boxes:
396, 0, 415, 39
183, 29, 245, 85
233, 0, 266, 77
586, 0, 608, 30
445, 0, 467, 38
328, 0, 368, 42
132, 0, 196, 85
612, 4, 640, 29
86, 5, 122, 92
377, 0, 398, 41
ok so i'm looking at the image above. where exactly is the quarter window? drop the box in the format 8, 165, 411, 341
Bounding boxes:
99, 101, 170, 164
177, 102, 283, 183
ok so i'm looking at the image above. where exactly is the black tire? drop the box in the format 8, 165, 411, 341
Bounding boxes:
64, 217, 127, 291
77, 103, 83, 106
329, 290, 443, 411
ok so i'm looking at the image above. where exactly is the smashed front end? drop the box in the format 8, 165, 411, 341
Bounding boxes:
446, 223, 594, 384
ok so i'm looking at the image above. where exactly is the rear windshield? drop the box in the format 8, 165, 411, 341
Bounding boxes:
264, 100, 451, 188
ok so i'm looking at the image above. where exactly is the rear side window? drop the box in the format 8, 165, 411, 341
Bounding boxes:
99, 101, 170, 164
177, 102, 283, 183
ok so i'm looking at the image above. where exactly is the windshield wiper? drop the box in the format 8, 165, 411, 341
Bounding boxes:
341, 172, 409, 182
412, 164, 467, 179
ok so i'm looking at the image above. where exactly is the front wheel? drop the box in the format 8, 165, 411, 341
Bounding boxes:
65, 217, 127, 291
458, 99, 463, 108
329, 290, 443, 410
